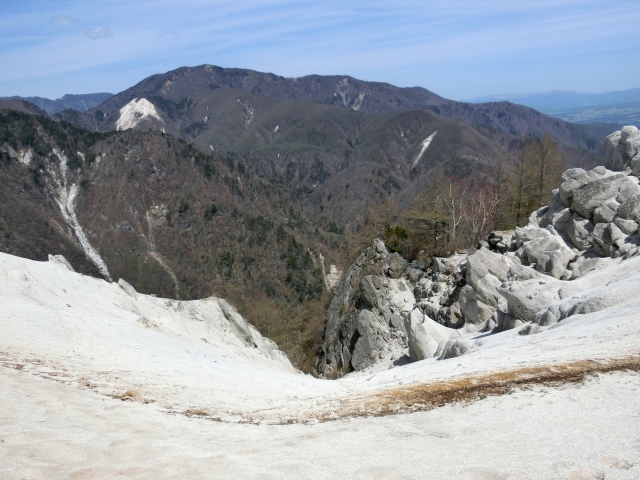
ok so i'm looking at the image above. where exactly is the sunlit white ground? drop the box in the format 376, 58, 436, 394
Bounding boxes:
2, 367, 638, 479
1, 252, 639, 478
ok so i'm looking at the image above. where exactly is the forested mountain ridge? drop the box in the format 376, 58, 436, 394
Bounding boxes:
0, 109, 342, 368
52, 65, 603, 232
1, 93, 114, 115
59, 65, 604, 154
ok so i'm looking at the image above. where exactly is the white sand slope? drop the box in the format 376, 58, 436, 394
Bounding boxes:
116, 98, 163, 131
2, 366, 638, 479
1, 251, 640, 477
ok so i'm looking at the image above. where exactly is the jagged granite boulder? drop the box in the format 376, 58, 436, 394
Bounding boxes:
570, 173, 640, 221
459, 248, 516, 325
605, 132, 627, 171
386, 253, 408, 279
566, 213, 595, 250
404, 309, 462, 361
558, 167, 609, 208
605, 125, 640, 175
317, 240, 418, 377
593, 198, 620, 224
515, 227, 575, 279
498, 277, 563, 322
618, 195, 640, 223
438, 338, 475, 360
458, 286, 495, 326
351, 310, 389, 371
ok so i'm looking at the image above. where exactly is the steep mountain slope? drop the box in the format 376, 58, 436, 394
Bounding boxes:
0, 109, 345, 367
1, 93, 113, 115
60, 64, 604, 154
0, 99, 48, 116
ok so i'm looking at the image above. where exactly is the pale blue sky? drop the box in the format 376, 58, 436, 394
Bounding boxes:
1, 0, 639, 100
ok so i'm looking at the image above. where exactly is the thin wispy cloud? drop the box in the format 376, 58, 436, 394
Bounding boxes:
84, 27, 111, 39
1, 0, 639, 98
51, 15, 78, 27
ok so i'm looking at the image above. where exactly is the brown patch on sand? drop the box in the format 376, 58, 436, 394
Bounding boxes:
311, 355, 640, 423
183, 408, 222, 422
108, 389, 155, 404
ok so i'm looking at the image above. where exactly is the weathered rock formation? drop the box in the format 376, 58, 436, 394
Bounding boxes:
318, 126, 640, 378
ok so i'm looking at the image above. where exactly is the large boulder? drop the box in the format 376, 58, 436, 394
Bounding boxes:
373, 238, 388, 255
566, 213, 595, 250
463, 249, 516, 317
593, 198, 620, 224
459, 285, 495, 326
617, 195, 640, 223
558, 167, 608, 207
438, 338, 475, 360
513, 226, 550, 248
614, 216, 638, 235
591, 223, 614, 257
498, 278, 563, 322
571, 173, 640, 220
432, 253, 467, 275
621, 125, 639, 144
604, 126, 640, 175
625, 132, 640, 162
387, 252, 408, 279
351, 310, 388, 370
539, 190, 573, 235
404, 309, 461, 361
605, 131, 627, 171
450, 247, 518, 327
467, 248, 513, 285
518, 228, 575, 278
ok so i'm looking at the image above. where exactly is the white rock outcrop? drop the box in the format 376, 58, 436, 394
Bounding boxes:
116, 98, 164, 131
319, 126, 640, 375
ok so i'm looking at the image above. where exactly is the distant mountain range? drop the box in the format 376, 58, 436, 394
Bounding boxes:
51, 65, 605, 222
0, 93, 113, 115
468, 88, 640, 126
59, 65, 603, 153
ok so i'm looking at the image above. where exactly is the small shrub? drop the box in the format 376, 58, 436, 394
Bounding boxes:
66, 152, 82, 169
204, 203, 217, 220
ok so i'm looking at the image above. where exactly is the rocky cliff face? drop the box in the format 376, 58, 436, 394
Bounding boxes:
318, 126, 640, 378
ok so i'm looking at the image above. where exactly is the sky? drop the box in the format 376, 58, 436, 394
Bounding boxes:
1, 0, 639, 101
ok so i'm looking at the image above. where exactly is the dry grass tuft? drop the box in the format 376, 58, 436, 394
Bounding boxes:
183, 407, 209, 417
108, 388, 154, 404
183, 408, 222, 422
325, 355, 640, 421
110, 389, 141, 402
